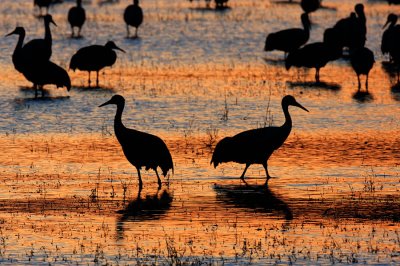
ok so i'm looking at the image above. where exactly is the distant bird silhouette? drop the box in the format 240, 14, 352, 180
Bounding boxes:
285, 28, 342, 83
6, 26, 70, 97
34, 0, 51, 16
382, 14, 399, 62
264, 13, 310, 58
6, 27, 26, 74
387, 0, 400, 4
300, 0, 321, 14
99, 95, 174, 189
211, 95, 308, 186
350, 47, 374, 91
22, 14, 56, 64
388, 30, 400, 82
332, 3, 366, 51
124, 0, 143, 38
215, 0, 229, 8
69, 41, 125, 87
68, 0, 86, 38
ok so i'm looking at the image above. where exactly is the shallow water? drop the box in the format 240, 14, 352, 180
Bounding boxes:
0, 0, 399, 264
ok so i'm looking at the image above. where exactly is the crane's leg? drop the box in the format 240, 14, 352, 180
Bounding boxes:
239, 164, 250, 183
366, 74, 369, 92
126, 24, 130, 38
78, 27, 82, 38
88, 71, 91, 87
34, 84, 38, 98
135, 27, 138, 38
41, 86, 44, 97
96, 71, 99, 87
262, 162, 272, 186
357, 75, 361, 91
315, 68, 320, 83
136, 167, 143, 190
71, 26, 74, 38
155, 169, 162, 189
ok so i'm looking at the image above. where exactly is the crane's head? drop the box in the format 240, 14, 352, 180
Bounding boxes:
282, 95, 309, 112
355, 4, 364, 15
134, 0, 139, 5
5, 27, 25, 37
43, 14, 57, 27
105, 41, 126, 53
99, 94, 125, 107
383, 14, 398, 29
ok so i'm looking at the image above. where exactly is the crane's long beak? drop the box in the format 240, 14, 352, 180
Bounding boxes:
294, 101, 309, 112
383, 20, 390, 29
115, 45, 126, 53
5, 29, 16, 37
51, 18, 57, 27
99, 99, 112, 107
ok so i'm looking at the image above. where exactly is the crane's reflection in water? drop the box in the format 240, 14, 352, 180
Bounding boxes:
213, 184, 293, 227
116, 188, 173, 240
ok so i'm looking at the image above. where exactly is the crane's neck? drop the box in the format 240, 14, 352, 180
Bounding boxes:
77, 0, 82, 7
282, 104, 292, 129
357, 11, 366, 24
44, 20, 52, 47
114, 102, 125, 131
15, 32, 25, 53
390, 19, 397, 29
302, 19, 310, 34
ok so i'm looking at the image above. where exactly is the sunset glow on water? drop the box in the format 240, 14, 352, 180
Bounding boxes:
0, 0, 399, 264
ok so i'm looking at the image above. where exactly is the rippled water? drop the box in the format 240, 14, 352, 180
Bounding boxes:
0, 0, 399, 264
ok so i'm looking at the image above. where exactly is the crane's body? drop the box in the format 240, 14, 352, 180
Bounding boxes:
70, 41, 125, 87
99, 95, 173, 189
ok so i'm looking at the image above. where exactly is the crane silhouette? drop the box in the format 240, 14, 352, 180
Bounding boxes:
300, 0, 321, 14
388, 31, 400, 83
6, 26, 70, 97
215, 0, 229, 9
264, 13, 310, 59
285, 28, 342, 83
124, 0, 143, 38
6, 27, 26, 75
211, 95, 308, 186
68, 0, 86, 38
22, 14, 56, 65
99, 95, 174, 190
69, 41, 125, 87
34, 0, 51, 16
387, 0, 400, 5
350, 47, 374, 92
332, 3, 366, 52
382, 14, 399, 62
23, 61, 71, 97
